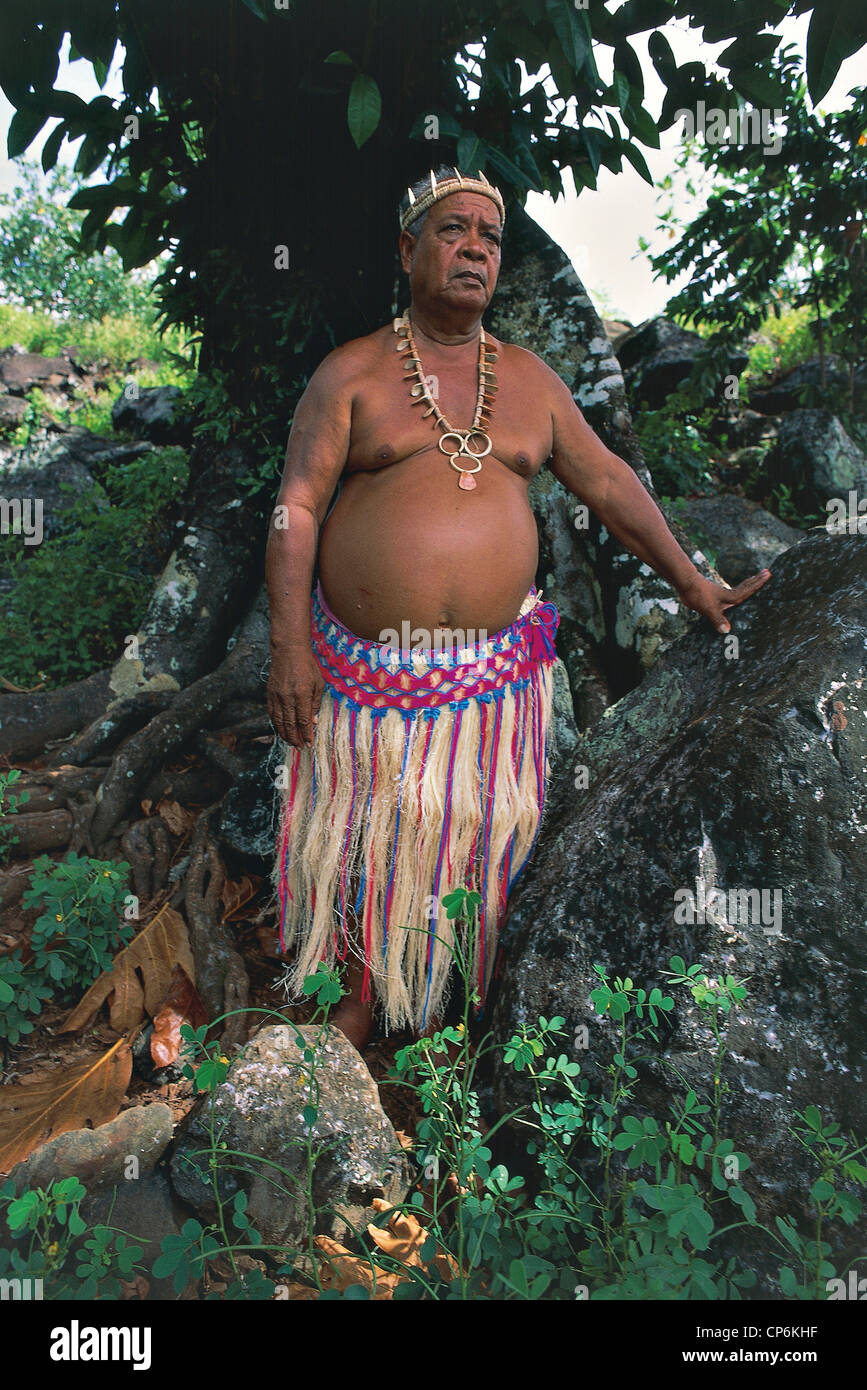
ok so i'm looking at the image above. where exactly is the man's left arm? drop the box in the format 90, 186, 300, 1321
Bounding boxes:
545, 371, 771, 634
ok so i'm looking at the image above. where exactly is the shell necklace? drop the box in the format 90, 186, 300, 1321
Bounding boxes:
393, 310, 498, 490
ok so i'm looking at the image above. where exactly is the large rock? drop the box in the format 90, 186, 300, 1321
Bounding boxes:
112, 385, 189, 445
169, 1024, 411, 1249
765, 409, 867, 509
749, 355, 867, 416
486, 211, 720, 700
0, 396, 28, 432
8, 1105, 173, 1193
0, 348, 76, 394
676, 494, 802, 584
492, 532, 867, 1264
217, 750, 280, 870
615, 317, 749, 410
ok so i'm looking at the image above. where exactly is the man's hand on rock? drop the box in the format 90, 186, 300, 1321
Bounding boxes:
678, 569, 772, 635
267, 645, 324, 748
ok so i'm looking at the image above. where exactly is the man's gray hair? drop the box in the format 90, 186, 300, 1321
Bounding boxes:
398, 165, 457, 238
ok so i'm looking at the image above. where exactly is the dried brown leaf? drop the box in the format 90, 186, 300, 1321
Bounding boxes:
150, 965, 208, 1068
220, 874, 257, 922
0, 1036, 132, 1172
155, 799, 196, 836
61, 904, 196, 1034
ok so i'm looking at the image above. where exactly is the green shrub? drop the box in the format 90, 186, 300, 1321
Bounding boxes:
0, 1176, 145, 1300
0, 769, 31, 864
0, 853, 131, 1050
0, 445, 190, 687
633, 390, 722, 499
0, 163, 155, 323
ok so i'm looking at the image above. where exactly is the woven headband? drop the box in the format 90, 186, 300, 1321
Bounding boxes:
400, 167, 505, 233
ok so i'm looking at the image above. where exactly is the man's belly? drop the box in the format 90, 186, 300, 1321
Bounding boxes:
317, 450, 539, 641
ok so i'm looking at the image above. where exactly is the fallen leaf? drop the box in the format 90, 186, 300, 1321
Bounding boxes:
314, 1234, 402, 1299
155, 799, 197, 836
0, 1036, 133, 1172
366, 1199, 458, 1281
61, 904, 196, 1034
304, 1201, 458, 1300
220, 875, 257, 922
150, 966, 208, 1068
140, 799, 153, 816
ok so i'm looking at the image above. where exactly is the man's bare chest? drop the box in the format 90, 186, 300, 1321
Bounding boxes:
345, 363, 553, 482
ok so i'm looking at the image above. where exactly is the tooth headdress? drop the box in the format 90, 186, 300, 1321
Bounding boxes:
399, 166, 505, 232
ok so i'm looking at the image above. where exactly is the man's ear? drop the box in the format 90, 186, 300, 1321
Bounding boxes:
398, 229, 416, 275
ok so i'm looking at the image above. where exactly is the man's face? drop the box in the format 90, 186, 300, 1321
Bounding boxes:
399, 191, 502, 313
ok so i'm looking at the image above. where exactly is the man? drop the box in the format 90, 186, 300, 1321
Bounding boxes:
265, 166, 770, 1049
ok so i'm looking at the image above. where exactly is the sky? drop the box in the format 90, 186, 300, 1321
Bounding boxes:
1, 12, 864, 326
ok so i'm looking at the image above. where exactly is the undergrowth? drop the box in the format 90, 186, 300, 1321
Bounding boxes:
1, 888, 864, 1301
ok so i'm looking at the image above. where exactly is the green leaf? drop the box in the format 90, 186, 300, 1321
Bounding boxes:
545, 0, 589, 74
779, 1266, 797, 1296
806, 0, 867, 105
728, 68, 787, 109
69, 3, 117, 67
622, 99, 660, 149
457, 132, 482, 175
810, 1178, 835, 1203
8, 107, 47, 159
324, 50, 354, 66
622, 140, 653, 184
347, 73, 381, 149
717, 34, 781, 70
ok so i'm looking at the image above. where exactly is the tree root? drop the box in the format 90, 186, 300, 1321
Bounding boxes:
0, 670, 112, 762
51, 691, 178, 768
2, 809, 73, 857
184, 806, 250, 1048
89, 589, 268, 849
120, 817, 173, 903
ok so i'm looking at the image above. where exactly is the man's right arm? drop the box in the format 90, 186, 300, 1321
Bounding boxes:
266, 349, 353, 748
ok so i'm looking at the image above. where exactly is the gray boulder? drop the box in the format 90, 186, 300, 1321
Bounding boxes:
486, 210, 720, 698
492, 531, 866, 1259
112, 385, 189, 444
749, 356, 866, 415
676, 494, 802, 584
169, 1024, 411, 1249
616, 317, 749, 410
8, 1104, 173, 1194
765, 409, 867, 508
0, 396, 28, 432
0, 348, 76, 394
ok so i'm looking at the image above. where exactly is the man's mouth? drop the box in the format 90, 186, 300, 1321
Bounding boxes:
454, 271, 485, 285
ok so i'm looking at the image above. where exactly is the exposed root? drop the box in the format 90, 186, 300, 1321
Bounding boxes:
184, 806, 250, 1047
89, 588, 268, 849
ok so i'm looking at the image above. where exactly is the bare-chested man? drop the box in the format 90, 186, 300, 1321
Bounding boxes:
266, 167, 770, 1050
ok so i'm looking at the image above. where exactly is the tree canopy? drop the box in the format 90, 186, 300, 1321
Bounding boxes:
3, 2, 865, 493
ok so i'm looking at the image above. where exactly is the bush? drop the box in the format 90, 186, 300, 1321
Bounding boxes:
0, 853, 132, 1049
0, 445, 190, 688
0, 163, 155, 322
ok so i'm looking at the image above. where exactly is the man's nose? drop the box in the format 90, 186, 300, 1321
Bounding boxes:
460, 233, 486, 259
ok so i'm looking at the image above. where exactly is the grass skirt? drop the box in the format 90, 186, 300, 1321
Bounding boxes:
272, 582, 560, 1033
